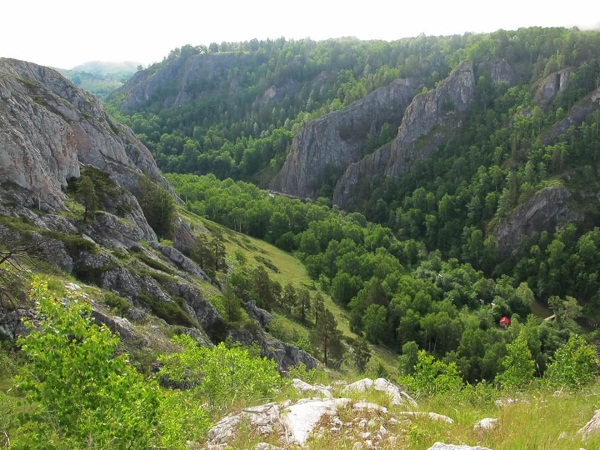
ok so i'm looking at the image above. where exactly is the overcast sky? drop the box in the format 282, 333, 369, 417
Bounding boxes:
3, 0, 599, 69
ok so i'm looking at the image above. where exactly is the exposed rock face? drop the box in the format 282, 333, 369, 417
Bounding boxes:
205, 378, 451, 449
0, 58, 165, 222
227, 328, 318, 372
484, 57, 517, 86
534, 68, 571, 108
540, 87, 600, 146
120, 53, 239, 111
271, 77, 423, 198
333, 61, 476, 207
493, 186, 584, 256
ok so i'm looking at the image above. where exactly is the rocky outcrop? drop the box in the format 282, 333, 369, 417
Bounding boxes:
119, 53, 239, 111
484, 57, 516, 86
228, 327, 318, 372
534, 68, 571, 108
493, 186, 583, 256
0, 58, 165, 221
333, 61, 476, 207
271, 77, 423, 199
342, 377, 417, 407
540, 87, 600, 146
578, 409, 600, 439
204, 377, 453, 449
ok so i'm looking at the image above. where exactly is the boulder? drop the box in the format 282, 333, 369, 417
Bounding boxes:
578, 409, 600, 439
474, 417, 498, 431
207, 402, 284, 445
342, 377, 417, 407
292, 378, 333, 398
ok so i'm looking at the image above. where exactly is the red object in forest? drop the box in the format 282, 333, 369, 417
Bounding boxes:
499, 316, 511, 328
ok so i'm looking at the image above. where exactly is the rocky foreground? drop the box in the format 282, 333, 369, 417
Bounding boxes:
201, 377, 600, 449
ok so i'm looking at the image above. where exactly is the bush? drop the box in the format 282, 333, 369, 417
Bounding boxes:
137, 175, 176, 239
544, 334, 599, 389
496, 330, 535, 390
399, 350, 464, 397
159, 335, 284, 416
15, 279, 160, 449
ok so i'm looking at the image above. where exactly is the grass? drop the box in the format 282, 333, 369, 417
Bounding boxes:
283, 382, 600, 449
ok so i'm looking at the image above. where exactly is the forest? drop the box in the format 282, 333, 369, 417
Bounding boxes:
107, 25, 600, 383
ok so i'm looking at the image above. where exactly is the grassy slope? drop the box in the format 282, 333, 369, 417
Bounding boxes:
181, 208, 398, 378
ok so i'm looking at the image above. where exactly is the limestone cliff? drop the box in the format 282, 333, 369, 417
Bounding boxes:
271, 78, 423, 198
120, 53, 238, 111
333, 61, 476, 207
0, 58, 165, 217
492, 186, 583, 256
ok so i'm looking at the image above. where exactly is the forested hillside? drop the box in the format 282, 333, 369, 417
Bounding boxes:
109, 27, 600, 330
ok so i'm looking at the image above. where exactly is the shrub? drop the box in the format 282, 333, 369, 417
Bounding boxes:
159, 334, 284, 416
496, 330, 535, 390
400, 350, 464, 397
15, 279, 160, 449
544, 334, 599, 389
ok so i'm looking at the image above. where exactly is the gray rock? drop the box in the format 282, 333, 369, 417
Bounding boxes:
154, 242, 211, 281
578, 409, 600, 439
91, 309, 138, 344
342, 377, 417, 407
88, 211, 147, 250
292, 378, 333, 398
245, 301, 273, 328
534, 69, 571, 108
272, 77, 423, 199
334, 61, 476, 208
207, 402, 283, 445
493, 186, 583, 256
474, 417, 498, 431
0, 57, 169, 219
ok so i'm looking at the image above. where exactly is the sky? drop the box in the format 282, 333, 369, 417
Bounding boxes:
2, 0, 600, 70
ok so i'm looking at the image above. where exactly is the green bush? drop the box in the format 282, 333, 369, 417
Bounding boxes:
15, 279, 160, 449
159, 334, 284, 416
496, 330, 535, 390
544, 334, 599, 389
399, 350, 464, 398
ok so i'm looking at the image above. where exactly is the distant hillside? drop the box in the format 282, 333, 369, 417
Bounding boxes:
59, 60, 140, 99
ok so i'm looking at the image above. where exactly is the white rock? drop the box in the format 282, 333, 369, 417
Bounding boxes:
353, 401, 388, 414
292, 378, 333, 398
474, 417, 498, 430
282, 398, 350, 445
578, 409, 600, 438
427, 443, 493, 450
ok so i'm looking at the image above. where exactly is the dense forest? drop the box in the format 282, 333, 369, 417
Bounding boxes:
105, 26, 600, 385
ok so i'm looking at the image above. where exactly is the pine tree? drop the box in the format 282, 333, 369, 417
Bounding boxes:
76, 174, 99, 222
310, 308, 344, 367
